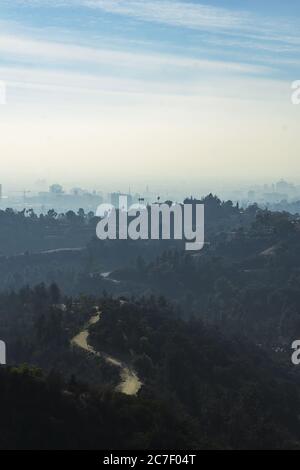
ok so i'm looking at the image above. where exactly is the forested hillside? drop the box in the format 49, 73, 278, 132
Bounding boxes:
1, 290, 300, 449
1, 196, 300, 449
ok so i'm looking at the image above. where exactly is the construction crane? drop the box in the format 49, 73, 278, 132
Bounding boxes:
10, 190, 31, 202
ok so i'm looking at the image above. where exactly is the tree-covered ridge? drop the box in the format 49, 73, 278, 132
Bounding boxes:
0, 194, 256, 256
0, 208, 98, 255
1, 289, 300, 448
0, 286, 300, 449
0, 365, 197, 450
1, 198, 300, 449
0, 284, 119, 387
88, 297, 300, 449
111, 209, 300, 350
0, 194, 261, 295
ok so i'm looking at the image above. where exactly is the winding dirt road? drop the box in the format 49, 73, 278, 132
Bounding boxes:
71, 312, 142, 396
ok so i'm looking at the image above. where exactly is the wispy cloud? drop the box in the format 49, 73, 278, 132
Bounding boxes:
3, 0, 258, 35
0, 0, 298, 88
4, 0, 300, 40
0, 33, 270, 75
84, 0, 300, 42
5, 0, 299, 71
0, 62, 289, 104
85, 0, 249, 31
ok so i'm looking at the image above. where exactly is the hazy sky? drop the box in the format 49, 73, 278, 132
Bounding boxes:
0, 0, 299, 192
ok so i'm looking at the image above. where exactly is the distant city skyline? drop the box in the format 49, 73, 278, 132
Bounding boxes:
2, 178, 300, 216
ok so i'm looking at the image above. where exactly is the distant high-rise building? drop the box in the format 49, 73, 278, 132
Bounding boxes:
110, 192, 133, 209
248, 190, 256, 201
276, 179, 293, 194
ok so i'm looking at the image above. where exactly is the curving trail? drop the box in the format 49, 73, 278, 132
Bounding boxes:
71, 311, 142, 396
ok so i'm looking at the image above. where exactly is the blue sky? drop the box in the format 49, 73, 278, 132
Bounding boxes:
0, 1, 299, 189
1, 0, 299, 85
